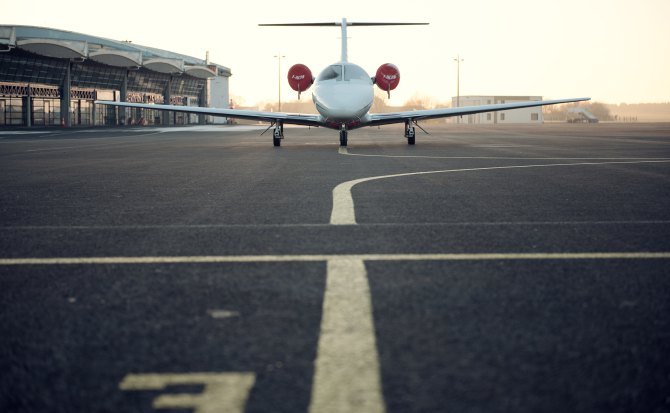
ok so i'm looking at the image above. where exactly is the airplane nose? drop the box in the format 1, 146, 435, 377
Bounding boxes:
324, 102, 363, 119
314, 83, 373, 120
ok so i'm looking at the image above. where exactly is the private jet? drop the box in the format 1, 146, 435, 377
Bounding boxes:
95, 18, 589, 147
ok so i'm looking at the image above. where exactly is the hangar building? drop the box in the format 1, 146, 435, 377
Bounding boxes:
452, 96, 544, 124
0, 25, 231, 127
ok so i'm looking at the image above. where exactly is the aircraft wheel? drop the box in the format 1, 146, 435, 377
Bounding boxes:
339, 130, 348, 147
273, 137, 281, 147
408, 136, 415, 145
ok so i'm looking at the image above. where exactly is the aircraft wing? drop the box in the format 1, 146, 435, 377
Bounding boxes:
363, 97, 591, 127
94, 101, 324, 127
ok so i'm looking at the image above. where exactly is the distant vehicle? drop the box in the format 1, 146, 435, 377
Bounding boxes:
567, 107, 599, 123
96, 18, 589, 147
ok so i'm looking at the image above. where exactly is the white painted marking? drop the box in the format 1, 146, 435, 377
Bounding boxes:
208, 309, 240, 319
471, 144, 522, 147
120, 372, 255, 413
340, 150, 670, 161
5, 131, 166, 154
23, 136, 164, 152
331, 178, 363, 225
3, 219, 670, 230
150, 125, 266, 133
0, 131, 45, 135
0, 125, 264, 137
329, 160, 670, 225
1, 252, 669, 266
309, 258, 385, 413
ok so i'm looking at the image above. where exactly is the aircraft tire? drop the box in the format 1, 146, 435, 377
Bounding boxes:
339, 131, 348, 147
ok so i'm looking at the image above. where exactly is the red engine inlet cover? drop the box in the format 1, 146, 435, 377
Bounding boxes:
375, 63, 400, 92
287, 64, 314, 92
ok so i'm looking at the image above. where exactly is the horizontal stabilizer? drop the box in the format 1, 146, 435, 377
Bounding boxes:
259, 22, 428, 27
260, 18, 428, 62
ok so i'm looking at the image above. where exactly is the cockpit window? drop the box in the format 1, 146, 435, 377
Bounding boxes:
343, 64, 369, 81
316, 64, 370, 82
317, 65, 343, 81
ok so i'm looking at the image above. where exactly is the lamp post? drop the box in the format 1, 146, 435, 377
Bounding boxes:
453, 54, 463, 123
273, 53, 285, 111
453, 54, 463, 108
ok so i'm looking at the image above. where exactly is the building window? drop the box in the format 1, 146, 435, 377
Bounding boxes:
531, 113, 539, 121
501, 113, 506, 121
1, 97, 25, 126
487, 113, 491, 121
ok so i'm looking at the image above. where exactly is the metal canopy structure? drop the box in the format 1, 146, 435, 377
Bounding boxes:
16, 38, 88, 59
0, 26, 17, 51
185, 65, 218, 79
144, 58, 184, 74
0, 25, 230, 77
88, 49, 142, 67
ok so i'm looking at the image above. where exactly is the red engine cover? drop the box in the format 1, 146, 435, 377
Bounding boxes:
287, 64, 314, 93
375, 63, 400, 92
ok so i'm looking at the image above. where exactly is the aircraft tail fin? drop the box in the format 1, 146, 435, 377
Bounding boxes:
259, 18, 428, 63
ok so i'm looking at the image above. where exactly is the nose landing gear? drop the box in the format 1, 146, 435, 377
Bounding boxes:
339, 125, 348, 147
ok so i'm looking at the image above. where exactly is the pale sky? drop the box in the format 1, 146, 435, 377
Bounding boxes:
3, 0, 669, 105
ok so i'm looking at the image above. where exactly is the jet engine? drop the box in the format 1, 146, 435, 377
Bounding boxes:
375, 63, 400, 98
287, 64, 314, 99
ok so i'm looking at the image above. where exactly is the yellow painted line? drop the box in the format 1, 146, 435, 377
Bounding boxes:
1, 252, 669, 266
120, 372, 255, 413
309, 258, 385, 412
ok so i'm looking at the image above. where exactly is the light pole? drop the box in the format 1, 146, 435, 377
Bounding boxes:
453, 54, 463, 108
453, 54, 463, 123
273, 53, 285, 111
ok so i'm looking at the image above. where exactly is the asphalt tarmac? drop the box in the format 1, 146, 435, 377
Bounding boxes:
1, 122, 669, 413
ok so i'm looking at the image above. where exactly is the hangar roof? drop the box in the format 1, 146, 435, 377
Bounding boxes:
0, 25, 229, 78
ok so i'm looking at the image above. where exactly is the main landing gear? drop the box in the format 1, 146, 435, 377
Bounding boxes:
405, 120, 416, 145
272, 122, 284, 147
339, 126, 348, 147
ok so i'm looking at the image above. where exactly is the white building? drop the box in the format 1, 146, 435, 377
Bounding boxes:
208, 76, 230, 124
452, 96, 544, 124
